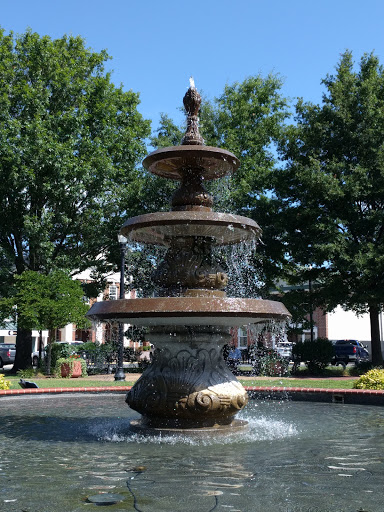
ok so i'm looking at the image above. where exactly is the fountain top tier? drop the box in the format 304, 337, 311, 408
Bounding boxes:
142, 82, 239, 182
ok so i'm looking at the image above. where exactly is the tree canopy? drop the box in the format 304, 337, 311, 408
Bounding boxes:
276, 51, 384, 364
2, 270, 89, 331
0, 28, 150, 368
0, 270, 90, 370
0, 28, 150, 287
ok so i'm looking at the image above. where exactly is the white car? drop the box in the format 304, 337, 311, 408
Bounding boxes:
32, 341, 84, 366
275, 342, 293, 360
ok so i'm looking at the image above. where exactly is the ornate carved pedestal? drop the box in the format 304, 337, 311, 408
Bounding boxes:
126, 326, 248, 431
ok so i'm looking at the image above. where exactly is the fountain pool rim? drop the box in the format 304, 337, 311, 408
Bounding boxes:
1, 386, 383, 406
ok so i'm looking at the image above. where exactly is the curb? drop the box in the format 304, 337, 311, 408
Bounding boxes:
1, 385, 383, 405
245, 386, 384, 405
0, 386, 132, 396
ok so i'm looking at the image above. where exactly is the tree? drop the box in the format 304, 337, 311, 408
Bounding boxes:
0, 270, 89, 371
276, 51, 384, 365
0, 29, 150, 367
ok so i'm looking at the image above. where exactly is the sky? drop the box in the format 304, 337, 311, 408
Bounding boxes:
2, 0, 384, 132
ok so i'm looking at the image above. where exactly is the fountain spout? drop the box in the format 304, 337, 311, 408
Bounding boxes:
181, 80, 204, 146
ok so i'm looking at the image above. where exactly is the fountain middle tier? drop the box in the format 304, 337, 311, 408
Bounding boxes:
87, 296, 290, 327
121, 211, 261, 246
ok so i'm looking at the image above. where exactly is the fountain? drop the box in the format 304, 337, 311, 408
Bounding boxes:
87, 83, 290, 434
2, 84, 384, 512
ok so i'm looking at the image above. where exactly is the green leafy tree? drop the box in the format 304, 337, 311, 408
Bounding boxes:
0, 270, 89, 371
277, 51, 384, 365
0, 29, 150, 366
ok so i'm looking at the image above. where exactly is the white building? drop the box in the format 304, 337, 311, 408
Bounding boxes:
327, 306, 384, 356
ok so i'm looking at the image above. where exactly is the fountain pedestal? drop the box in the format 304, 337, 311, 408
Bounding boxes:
127, 325, 248, 430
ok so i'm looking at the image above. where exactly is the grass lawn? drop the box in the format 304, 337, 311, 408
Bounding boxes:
239, 377, 357, 389
240, 365, 359, 389
2, 374, 137, 390
1, 368, 359, 390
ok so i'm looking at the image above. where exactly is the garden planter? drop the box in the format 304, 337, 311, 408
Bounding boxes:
60, 360, 82, 378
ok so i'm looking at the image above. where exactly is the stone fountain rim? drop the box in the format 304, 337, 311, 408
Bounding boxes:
86, 296, 291, 327
142, 145, 240, 180
121, 210, 261, 245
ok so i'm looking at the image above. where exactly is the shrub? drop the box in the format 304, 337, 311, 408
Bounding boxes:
0, 374, 10, 390
353, 368, 384, 390
292, 338, 335, 374
48, 342, 72, 370
256, 350, 290, 377
348, 361, 374, 376
17, 368, 36, 379
124, 346, 135, 361
81, 341, 97, 354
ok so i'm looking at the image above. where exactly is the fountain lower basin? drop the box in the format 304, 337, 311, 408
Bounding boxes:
88, 298, 290, 432
88, 296, 290, 326
1, 393, 383, 512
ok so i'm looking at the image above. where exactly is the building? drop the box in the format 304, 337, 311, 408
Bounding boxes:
0, 320, 49, 354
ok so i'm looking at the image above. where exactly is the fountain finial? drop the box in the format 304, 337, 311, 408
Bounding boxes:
181, 78, 204, 145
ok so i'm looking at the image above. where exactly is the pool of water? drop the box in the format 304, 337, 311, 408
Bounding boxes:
1, 393, 383, 512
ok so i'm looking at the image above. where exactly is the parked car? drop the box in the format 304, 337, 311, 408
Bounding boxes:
32, 341, 84, 366
275, 342, 293, 360
331, 339, 370, 365
0, 343, 16, 367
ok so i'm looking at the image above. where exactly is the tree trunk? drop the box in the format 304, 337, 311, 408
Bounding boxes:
45, 329, 55, 376
38, 330, 43, 367
369, 304, 383, 366
12, 326, 33, 372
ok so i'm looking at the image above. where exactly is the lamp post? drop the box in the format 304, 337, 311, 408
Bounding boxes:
115, 233, 127, 381
308, 272, 314, 343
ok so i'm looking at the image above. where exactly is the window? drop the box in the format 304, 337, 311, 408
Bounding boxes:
109, 285, 118, 300
302, 327, 318, 342
237, 328, 248, 350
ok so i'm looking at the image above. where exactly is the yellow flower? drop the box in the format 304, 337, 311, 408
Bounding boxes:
0, 374, 10, 390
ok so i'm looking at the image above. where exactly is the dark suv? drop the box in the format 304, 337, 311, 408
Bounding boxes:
0, 343, 16, 367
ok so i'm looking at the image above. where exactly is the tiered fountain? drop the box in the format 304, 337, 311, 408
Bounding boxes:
87, 82, 290, 434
